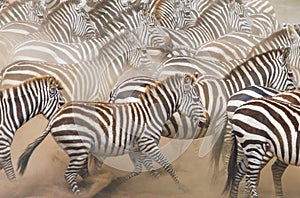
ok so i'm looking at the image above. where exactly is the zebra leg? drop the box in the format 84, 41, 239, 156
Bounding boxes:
64, 153, 89, 195
271, 159, 288, 198
230, 157, 248, 198
129, 152, 160, 177
78, 157, 89, 180
89, 154, 104, 172
0, 143, 16, 180
138, 140, 187, 192
112, 151, 144, 185
245, 148, 267, 198
243, 152, 273, 198
141, 154, 160, 177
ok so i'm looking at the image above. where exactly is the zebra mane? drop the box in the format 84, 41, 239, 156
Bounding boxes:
224, 47, 286, 79
140, 73, 193, 100
249, 26, 296, 57
0, 76, 59, 99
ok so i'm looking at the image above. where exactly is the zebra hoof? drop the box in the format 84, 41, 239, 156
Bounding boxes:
150, 170, 160, 178
73, 189, 81, 196
178, 183, 189, 193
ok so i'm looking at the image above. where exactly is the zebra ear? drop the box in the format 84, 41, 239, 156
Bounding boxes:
194, 72, 199, 79
183, 74, 193, 92
76, 0, 87, 9
282, 47, 291, 62
286, 24, 300, 43
48, 76, 62, 91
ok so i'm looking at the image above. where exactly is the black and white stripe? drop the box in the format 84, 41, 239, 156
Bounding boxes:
28, 0, 97, 43
109, 47, 297, 170
17, 73, 210, 195
0, 76, 65, 180
2, 30, 153, 102
224, 89, 300, 198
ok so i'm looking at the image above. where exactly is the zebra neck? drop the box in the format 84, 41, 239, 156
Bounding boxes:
1, 86, 42, 130
37, 20, 73, 42
139, 89, 176, 126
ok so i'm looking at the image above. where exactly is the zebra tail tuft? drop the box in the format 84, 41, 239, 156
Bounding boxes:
17, 124, 52, 176
223, 135, 238, 195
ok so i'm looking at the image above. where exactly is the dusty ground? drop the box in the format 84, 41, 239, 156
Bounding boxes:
1, 116, 300, 198
1, 0, 300, 197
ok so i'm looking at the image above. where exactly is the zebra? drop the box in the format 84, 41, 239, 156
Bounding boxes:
161, 0, 253, 49
224, 89, 300, 198
88, 0, 141, 31
17, 73, 210, 195
0, 0, 47, 28
195, 25, 297, 65
0, 76, 65, 180
227, 85, 282, 121
155, 55, 240, 79
244, 0, 276, 18
27, 0, 97, 43
96, 0, 252, 50
149, 0, 198, 30
108, 47, 297, 171
1, 30, 153, 102
248, 12, 280, 38
11, 24, 170, 65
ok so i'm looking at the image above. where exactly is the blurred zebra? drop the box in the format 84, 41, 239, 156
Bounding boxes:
100, 0, 252, 50
88, 0, 141, 31
11, 25, 170, 64
224, 89, 300, 198
28, 0, 97, 43
156, 55, 236, 79
0, 76, 65, 180
150, 0, 198, 29
0, 0, 47, 28
17, 73, 210, 195
244, 0, 276, 18
164, 0, 252, 49
249, 12, 280, 37
1, 30, 152, 102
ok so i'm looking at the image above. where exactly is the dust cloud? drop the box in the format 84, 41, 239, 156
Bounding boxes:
1, 0, 300, 197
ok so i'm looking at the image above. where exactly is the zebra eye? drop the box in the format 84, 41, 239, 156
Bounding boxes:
49, 88, 58, 97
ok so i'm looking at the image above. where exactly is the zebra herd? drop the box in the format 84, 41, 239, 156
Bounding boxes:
0, 0, 300, 197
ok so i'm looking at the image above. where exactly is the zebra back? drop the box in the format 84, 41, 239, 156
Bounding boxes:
227, 85, 282, 121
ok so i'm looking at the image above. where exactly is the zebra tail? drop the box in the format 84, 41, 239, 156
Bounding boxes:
17, 124, 52, 175
222, 135, 238, 195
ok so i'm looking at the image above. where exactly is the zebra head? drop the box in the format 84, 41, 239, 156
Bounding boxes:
268, 47, 297, 91
134, 25, 173, 51
26, 0, 48, 22
41, 76, 66, 119
67, 0, 97, 39
174, 0, 198, 29
227, 0, 252, 34
177, 73, 210, 129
